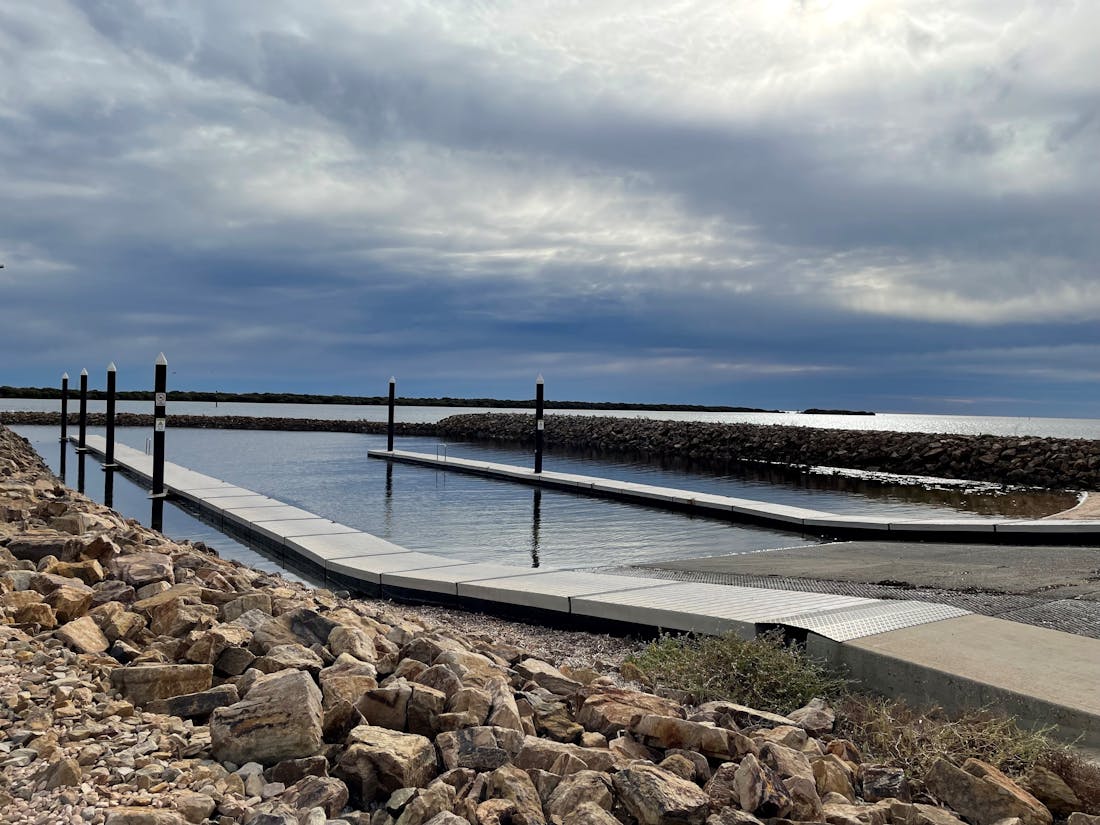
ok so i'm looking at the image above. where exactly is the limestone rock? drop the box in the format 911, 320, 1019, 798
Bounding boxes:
44, 583, 92, 623
108, 552, 175, 588
336, 724, 438, 804
1023, 766, 1083, 818
562, 801, 622, 825
1068, 815, 1100, 825
546, 770, 614, 820
514, 735, 616, 774
435, 726, 523, 772
254, 642, 326, 676
486, 677, 524, 732
862, 763, 912, 803
733, 753, 793, 819
528, 696, 582, 743
210, 669, 324, 766
111, 663, 214, 706
486, 763, 546, 825
146, 684, 239, 719
173, 791, 217, 823
759, 741, 814, 784
889, 801, 969, 825
104, 810, 186, 825
329, 624, 378, 662
783, 775, 824, 822
394, 783, 458, 825
320, 654, 379, 709
925, 758, 1052, 825
705, 812, 765, 825
612, 762, 710, 825
55, 615, 109, 653
812, 753, 857, 802
42, 756, 82, 789
515, 658, 584, 696
577, 687, 685, 737
788, 697, 835, 736
631, 714, 756, 761
281, 775, 350, 818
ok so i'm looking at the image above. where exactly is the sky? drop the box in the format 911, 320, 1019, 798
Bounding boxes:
2, 1, 1099, 415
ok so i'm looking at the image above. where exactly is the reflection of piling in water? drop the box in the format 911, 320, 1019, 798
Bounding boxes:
77, 450, 85, 494
530, 488, 542, 568
103, 467, 114, 508
383, 463, 394, 535
58, 440, 66, 482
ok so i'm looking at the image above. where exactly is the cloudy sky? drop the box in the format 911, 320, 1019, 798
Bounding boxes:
2, 1, 1098, 414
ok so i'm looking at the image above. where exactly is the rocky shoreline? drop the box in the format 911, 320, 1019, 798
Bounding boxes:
5, 410, 1098, 491
2, 423, 1098, 824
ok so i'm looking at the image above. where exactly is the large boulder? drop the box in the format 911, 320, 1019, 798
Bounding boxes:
111, 664, 213, 706
612, 763, 709, 825
210, 669, 324, 766
631, 715, 756, 761
577, 688, 685, 737
925, 758, 1052, 825
335, 724, 437, 805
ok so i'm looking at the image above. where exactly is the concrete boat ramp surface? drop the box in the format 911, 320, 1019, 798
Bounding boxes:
78, 435, 1100, 748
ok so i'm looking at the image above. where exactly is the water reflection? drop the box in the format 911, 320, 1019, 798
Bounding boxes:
554, 446, 1077, 518
531, 488, 542, 568
58, 440, 66, 482
383, 463, 394, 536
77, 450, 85, 494
103, 467, 115, 508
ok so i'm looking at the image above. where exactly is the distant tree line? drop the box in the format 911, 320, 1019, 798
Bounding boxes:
0, 385, 775, 413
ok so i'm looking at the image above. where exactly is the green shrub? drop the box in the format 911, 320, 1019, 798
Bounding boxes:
625, 629, 847, 714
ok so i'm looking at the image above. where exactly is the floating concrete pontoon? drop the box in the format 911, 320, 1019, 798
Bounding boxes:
369, 448, 1100, 544
76, 434, 1100, 747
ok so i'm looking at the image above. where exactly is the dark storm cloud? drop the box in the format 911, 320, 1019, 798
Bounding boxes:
2, 1, 1099, 414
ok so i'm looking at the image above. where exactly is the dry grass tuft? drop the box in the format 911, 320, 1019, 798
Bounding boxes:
626, 629, 848, 715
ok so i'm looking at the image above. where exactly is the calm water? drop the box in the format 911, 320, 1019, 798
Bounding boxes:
12, 425, 1070, 572
6, 398, 1100, 439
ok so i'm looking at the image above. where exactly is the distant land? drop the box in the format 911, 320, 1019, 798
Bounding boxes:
0, 386, 874, 415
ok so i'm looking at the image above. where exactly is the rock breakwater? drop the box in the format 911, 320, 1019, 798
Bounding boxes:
436, 414, 1100, 491
3, 423, 1092, 823
0, 412, 438, 437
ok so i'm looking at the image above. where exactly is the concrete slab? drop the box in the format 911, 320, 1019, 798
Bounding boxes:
223, 504, 318, 524
251, 519, 358, 543
200, 495, 285, 511
810, 614, 1100, 748
458, 569, 673, 613
573, 581, 877, 638
326, 552, 466, 585
382, 562, 548, 596
286, 532, 410, 566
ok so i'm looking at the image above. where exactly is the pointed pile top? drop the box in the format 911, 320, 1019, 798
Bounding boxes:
155, 352, 168, 365
536, 373, 544, 384
389, 376, 396, 384
62, 372, 69, 380
107, 362, 117, 372
80, 368, 88, 377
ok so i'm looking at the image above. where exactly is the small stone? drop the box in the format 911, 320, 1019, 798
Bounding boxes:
612, 762, 709, 825
55, 615, 109, 653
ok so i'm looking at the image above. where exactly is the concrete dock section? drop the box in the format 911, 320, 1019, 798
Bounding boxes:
78, 435, 1100, 747
369, 448, 1100, 545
